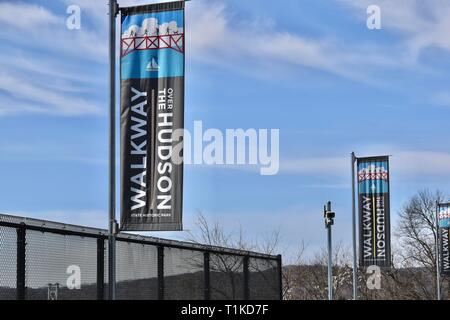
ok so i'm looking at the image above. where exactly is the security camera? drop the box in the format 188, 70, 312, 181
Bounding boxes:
325, 211, 335, 219
324, 201, 335, 227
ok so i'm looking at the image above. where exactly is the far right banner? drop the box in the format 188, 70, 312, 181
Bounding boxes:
357, 156, 391, 268
438, 203, 450, 275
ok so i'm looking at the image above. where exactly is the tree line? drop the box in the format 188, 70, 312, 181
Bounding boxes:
187, 189, 450, 300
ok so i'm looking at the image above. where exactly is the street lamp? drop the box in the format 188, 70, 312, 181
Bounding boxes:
324, 201, 335, 300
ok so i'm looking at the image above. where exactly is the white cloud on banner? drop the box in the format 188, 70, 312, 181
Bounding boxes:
122, 19, 183, 38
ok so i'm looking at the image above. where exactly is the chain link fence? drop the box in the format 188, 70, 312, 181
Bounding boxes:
0, 214, 282, 300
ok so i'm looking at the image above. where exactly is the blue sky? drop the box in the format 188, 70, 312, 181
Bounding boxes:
1, 0, 450, 261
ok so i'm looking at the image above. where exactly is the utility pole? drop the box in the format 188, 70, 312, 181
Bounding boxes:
108, 0, 119, 300
324, 201, 335, 300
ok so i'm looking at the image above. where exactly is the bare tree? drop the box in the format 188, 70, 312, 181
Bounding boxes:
284, 242, 354, 300
284, 188, 450, 300
183, 193, 450, 301
184, 212, 282, 299
185, 211, 281, 252
395, 189, 447, 299
281, 241, 307, 300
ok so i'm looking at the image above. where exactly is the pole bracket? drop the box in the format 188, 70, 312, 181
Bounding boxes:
112, 220, 119, 235
114, 2, 120, 17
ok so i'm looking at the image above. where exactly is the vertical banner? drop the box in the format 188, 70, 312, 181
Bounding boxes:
120, 1, 184, 231
438, 203, 450, 275
357, 156, 391, 268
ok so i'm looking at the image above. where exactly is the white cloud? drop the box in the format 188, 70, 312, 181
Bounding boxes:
280, 150, 450, 179
0, 72, 103, 116
0, 2, 107, 62
392, 151, 450, 177
0, 141, 107, 165
174, 148, 450, 183
281, 156, 347, 176
1, 0, 447, 117
340, 0, 450, 56
0, 1, 186, 117
140, 18, 159, 36
0, 2, 109, 116
432, 92, 450, 107
123, 24, 140, 38
185, 1, 409, 82
61, 0, 108, 25
0, 3, 60, 28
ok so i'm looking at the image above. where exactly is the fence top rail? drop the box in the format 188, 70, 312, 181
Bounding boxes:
0, 213, 280, 260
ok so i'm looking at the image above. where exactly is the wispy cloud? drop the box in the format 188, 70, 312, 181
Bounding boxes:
160, 149, 450, 182
281, 156, 347, 176
186, 1, 395, 81
340, 0, 450, 56
0, 2, 106, 62
182, 0, 450, 83
0, 72, 103, 116
0, 51, 101, 87
0, 2, 108, 116
280, 150, 450, 179
0, 0, 446, 117
432, 91, 450, 107
0, 2, 60, 28
0, 142, 107, 165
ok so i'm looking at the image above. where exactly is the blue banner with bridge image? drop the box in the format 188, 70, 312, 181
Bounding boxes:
121, 5, 184, 79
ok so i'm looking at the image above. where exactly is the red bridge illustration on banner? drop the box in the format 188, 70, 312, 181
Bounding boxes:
121, 33, 184, 57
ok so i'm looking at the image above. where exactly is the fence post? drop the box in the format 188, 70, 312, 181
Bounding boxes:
158, 246, 164, 300
97, 237, 105, 300
16, 223, 26, 300
243, 255, 250, 300
277, 254, 283, 300
204, 252, 210, 300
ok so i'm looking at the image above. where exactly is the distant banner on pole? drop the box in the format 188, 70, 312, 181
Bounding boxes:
438, 203, 450, 275
120, 1, 184, 231
357, 156, 391, 268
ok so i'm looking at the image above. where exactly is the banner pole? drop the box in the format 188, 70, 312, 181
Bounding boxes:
435, 202, 441, 300
351, 152, 358, 300
108, 0, 118, 300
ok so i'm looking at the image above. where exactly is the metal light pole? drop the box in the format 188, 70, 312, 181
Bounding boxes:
108, 0, 119, 300
435, 202, 441, 301
324, 201, 335, 300
351, 152, 358, 300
